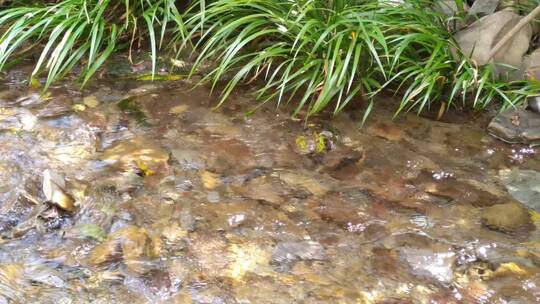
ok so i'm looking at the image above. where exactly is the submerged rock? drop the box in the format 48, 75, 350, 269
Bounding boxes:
401, 248, 456, 284
100, 137, 170, 176
481, 202, 532, 233
487, 108, 540, 145
88, 225, 155, 272
36, 99, 72, 118
42, 169, 75, 212
14, 92, 46, 108
278, 171, 330, 197
271, 241, 326, 271
499, 169, 540, 211
0, 107, 37, 131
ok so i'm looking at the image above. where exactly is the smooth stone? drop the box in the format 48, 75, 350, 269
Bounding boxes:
528, 96, 540, 114
499, 169, 540, 212
469, 0, 499, 15
401, 248, 456, 284
481, 203, 532, 233
487, 108, 540, 146
0, 108, 37, 131
521, 47, 540, 81
42, 169, 75, 212
271, 241, 326, 268
454, 11, 531, 69
100, 137, 170, 175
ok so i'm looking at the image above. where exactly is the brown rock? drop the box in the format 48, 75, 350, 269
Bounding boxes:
100, 137, 170, 176
481, 202, 532, 233
89, 226, 153, 268
488, 108, 540, 146
367, 122, 403, 141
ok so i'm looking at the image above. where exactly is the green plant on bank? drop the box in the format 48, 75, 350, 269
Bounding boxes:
0, 0, 539, 120
180, 0, 540, 121
514, 0, 540, 23
0, 0, 183, 89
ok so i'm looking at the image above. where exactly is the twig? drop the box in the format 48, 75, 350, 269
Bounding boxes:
486, 5, 540, 62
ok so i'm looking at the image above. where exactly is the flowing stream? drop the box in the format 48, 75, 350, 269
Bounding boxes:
0, 70, 539, 303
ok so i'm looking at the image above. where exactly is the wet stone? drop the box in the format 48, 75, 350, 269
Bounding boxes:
96, 128, 134, 151
481, 203, 532, 233
1, 74, 540, 302
14, 92, 46, 108
320, 147, 363, 180
42, 169, 75, 212
271, 241, 326, 271
278, 171, 331, 197
230, 176, 285, 206
180, 208, 196, 232
488, 108, 540, 146
0, 108, 37, 131
170, 148, 205, 170
207, 191, 220, 203
36, 99, 72, 118
142, 269, 180, 299
400, 248, 456, 284
88, 225, 154, 272
100, 137, 170, 176
499, 169, 540, 211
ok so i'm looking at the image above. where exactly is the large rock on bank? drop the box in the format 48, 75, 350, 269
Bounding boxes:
454, 10, 531, 69
469, 0, 499, 16
522, 48, 540, 82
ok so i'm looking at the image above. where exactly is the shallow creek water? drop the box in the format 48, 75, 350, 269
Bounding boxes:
0, 74, 539, 303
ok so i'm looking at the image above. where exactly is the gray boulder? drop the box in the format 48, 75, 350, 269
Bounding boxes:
487, 108, 540, 146
454, 10, 531, 69
469, 0, 499, 16
499, 168, 540, 212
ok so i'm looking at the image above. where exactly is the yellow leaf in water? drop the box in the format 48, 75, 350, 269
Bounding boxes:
136, 74, 184, 81
200, 171, 221, 189
150, 234, 162, 258
30, 77, 41, 89
496, 262, 528, 277
169, 104, 188, 114
295, 135, 309, 154
530, 210, 540, 223
170, 59, 187, 68
135, 159, 155, 176
83, 95, 99, 108
72, 104, 86, 112
315, 133, 326, 153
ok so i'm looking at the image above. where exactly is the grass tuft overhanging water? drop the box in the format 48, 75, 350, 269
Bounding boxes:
1, 0, 539, 119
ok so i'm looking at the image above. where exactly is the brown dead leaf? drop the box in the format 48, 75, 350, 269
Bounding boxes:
511, 115, 520, 126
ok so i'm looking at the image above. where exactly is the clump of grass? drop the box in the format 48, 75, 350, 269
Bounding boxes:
180, 0, 539, 120
0, 0, 538, 119
0, 0, 184, 89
